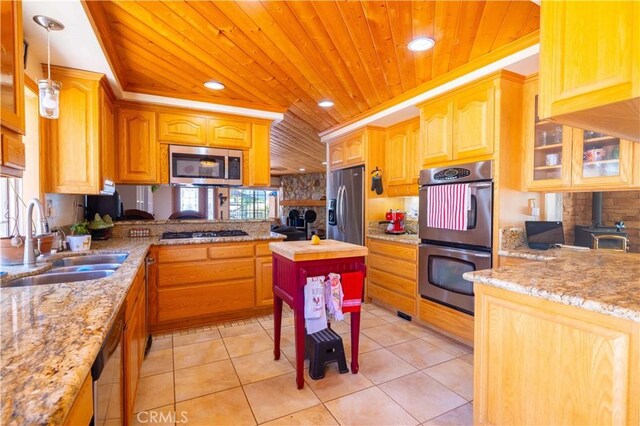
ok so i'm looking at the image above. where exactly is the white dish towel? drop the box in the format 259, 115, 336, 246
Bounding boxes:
304, 276, 327, 334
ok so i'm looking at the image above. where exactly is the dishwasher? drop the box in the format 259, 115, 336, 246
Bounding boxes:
91, 305, 125, 426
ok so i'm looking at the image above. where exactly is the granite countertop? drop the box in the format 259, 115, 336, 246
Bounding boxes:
367, 232, 419, 245
0, 232, 285, 424
464, 249, 640, 323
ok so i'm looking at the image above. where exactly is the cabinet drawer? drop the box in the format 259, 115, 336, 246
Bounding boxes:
255, 242, 272, 257
368, 268, 416, 297
368, 240, 417, 262
368, 283, 416, 315
368, 253, 416, 281
208, 244, 254, 259
158, 259, 254, 287
157, 246, 208, 263
157, 279, 255, 323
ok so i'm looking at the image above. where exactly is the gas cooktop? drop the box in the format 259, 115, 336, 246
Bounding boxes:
161, 230, 249, 239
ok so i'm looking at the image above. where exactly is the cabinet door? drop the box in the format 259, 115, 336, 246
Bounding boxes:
255, 256, 273, 307
158, 112, 207, 145
419, 98, 453, 166
522, 80, 572, 190
539, 1, 639, 119
0, 131, 25, 170
243, 123, 270, 187
46, 78, 100, 194
453, 81, 495, 160
100, 89, 116, 185
207, 118, 251, 149
0, 1, 24, 135
345, 134, 365, 165
328, 141, 345, 169
385, 124, 410, 186
124, 291, 142, 423
571, 129, 635, 189
117, 108, 158, 183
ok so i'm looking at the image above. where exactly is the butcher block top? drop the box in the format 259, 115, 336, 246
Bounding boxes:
269, 239, 368, 262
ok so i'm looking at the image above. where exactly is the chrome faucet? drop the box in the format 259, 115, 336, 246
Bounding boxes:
23, 198, 48, 267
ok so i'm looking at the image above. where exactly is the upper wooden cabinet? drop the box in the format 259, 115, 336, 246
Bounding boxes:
327, 130, 366, 171
117, 107, 159, 184
0, 0, 25, 136
539, 1, 640, 142
0, 131, 25, 177
43, 67, 117, 194
418, 73, 507, 168
385, 118, 419, 196
157, 112, 253, 149
242, 123, 271, 187
523, 75, 638, 192
158, 112, 207, 145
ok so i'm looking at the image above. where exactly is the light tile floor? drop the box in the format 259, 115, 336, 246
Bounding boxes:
135, 304, 473, 426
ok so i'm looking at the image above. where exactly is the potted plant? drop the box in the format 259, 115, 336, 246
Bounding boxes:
67, 220, 92, 251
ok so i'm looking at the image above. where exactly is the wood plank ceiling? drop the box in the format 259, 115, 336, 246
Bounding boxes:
84, 1, 540, 175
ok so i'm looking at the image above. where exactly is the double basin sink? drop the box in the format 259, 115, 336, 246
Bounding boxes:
6, 254, 128, 288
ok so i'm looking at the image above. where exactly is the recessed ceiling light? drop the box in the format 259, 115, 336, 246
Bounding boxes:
322, 161, 327, 165
407, 37, 435, 52
318, 100, 334, 108
204, 80, 225, 90
299, 168, 306, 172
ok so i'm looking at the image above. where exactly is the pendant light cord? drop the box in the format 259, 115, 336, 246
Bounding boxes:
46, 25, 51, 81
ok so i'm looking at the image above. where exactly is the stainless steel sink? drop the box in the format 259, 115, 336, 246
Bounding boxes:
5, 270, 115, 287
52, 254, 128, 267
46, 263, 122, 273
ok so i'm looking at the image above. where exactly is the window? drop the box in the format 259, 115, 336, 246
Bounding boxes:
0, 178, 24, 238
229, 189, 269, 220
172, 186, 211, 219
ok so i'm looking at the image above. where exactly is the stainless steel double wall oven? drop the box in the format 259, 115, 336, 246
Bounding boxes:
418, 160, 493, 315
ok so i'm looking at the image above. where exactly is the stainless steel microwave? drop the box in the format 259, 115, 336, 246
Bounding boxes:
169, 145, 242, 186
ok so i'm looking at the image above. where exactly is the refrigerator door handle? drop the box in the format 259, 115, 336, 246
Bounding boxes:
341, 185, 348, 233
337, 185, 344, 233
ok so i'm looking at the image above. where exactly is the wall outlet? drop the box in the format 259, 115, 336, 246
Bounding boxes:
45, 200, 54, 218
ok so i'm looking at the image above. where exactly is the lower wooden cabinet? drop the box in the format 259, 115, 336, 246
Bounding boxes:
63, 373, 93, 426
474, 283, 639, 425
366, 239, 417, 316
124, 265, 146, 423
149, 241, 281, 332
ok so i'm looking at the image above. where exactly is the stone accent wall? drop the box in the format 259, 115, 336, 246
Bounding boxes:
563, 191, 640, 253
279, 173, 326, 237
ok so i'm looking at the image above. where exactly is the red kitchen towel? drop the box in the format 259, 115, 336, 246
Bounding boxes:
340, 271, 364, 313
426, 183, 470, 231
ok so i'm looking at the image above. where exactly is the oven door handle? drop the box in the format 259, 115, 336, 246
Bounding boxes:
469, 183, 492, 189
425, 245, 492, 258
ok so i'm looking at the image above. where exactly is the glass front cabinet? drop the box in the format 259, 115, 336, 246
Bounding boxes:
523, 75, 638, 191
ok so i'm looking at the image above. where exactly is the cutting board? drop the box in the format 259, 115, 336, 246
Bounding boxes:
269, 239, 368, 262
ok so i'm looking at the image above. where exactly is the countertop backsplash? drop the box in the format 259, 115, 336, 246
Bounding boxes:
499, 227, 526, 251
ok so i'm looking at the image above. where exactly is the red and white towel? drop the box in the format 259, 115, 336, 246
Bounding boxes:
426, 183, 470, 231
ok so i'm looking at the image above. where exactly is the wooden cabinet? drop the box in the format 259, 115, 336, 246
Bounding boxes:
419, 76, 497, 167
207, 118, 251, 149
255, 243, 274, 307
0, 1, 25, 178
0, 0, 25, 136
328, 130, 366, 170
366, 239, 417, 316
0, 131, 25, 177
523, 75, 638, 191
385, 119, 419, 196
117, 107, 158, 184
158, 112, 207, 145
149, 241, 283, 332
243, 123, 270, 187
452, 80, 495, 159
539, 1, 640, 142
63, 374, 93, 426
474, 283, 639, 425
43, 67, 117, 194
124, 266, 146, 423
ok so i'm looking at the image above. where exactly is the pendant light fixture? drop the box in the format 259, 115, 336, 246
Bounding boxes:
33, 15, 64, 119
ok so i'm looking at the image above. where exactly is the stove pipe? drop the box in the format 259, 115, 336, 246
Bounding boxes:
592, 192, 603, 228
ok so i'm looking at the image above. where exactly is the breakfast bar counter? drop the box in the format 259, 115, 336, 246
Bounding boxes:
269, 240, 368, 389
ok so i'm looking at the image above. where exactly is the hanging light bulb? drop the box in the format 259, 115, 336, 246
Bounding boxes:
33, 16, 64, 119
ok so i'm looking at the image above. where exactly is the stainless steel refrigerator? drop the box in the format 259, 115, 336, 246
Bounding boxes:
327, 165, 364, 245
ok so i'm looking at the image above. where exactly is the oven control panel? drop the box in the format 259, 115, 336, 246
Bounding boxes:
434, 168, 471, 181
